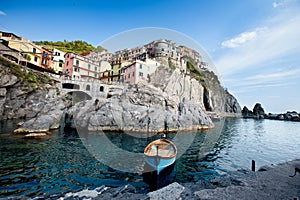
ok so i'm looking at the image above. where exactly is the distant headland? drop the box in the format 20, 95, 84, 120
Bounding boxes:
242, 103, 300, 122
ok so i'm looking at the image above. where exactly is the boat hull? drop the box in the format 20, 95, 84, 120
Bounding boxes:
144, 139, 177, 175
145, 156, 176, 174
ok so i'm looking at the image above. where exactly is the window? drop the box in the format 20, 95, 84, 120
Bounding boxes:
74, 68, 80, 72
86, 85, 90, 91
111, 65, 114, 70
132, 72, 134, 77
88, 64, 91, 70
66, 61, 69, 66
59, 63, 63, 68
75, 60, 79, 66
33, 48, 36, 53
94, 66, 97, 71
34, 56, 38, 62
94, 73, 97, 78
139, 72, 143, 77
140, 64, 142, 69
128, 74, 130, 78
100, 86, 104, 92
42, 58, 47, 65
162, 48, 164, 52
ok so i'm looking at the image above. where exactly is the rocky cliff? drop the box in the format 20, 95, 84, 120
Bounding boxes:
150, 63, 241, 117
68, 81, 214, 132
1, 55, 241, 134
67, 62, 241, 132
0, 57, 72, 135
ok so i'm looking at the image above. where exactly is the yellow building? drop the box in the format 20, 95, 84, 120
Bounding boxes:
99, 60, 112, 83
0, 31, 46, 68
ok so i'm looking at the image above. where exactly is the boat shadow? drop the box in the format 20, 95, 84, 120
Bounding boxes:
142, 162, 176, 191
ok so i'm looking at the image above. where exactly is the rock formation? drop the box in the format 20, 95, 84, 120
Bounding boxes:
242, 103, 266, 119
253, 103, 265, 118
1, 54, 241, 134
0, 59, 72, 136
150, 65, 241, 117
68, 81, 214, 132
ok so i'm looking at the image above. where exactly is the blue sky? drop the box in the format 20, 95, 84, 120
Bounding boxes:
1, 0, 300, 113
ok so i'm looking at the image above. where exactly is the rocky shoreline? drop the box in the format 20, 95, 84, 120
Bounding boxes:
242, 103, 300, 122
1, 58, 241, 135
49, 159, 300, 200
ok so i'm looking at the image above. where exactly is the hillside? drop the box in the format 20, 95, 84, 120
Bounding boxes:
32, 40, 106, 54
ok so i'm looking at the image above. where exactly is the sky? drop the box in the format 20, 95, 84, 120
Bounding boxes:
1, 0, 300, 113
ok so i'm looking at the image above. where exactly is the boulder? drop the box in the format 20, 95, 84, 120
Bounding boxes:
13, 109, 64, 134
253, 103, 265, 119
0, 74, 18, 87
147, 182, 185, 200
69, 82, 214, 132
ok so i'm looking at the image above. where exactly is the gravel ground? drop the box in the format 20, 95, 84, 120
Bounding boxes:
43, 159, 300, 200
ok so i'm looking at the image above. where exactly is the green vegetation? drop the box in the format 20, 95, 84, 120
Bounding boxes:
23, 54, 31, 61
184, 57, 221, 90
94, 45, 106, 53
186, 60, 203, 83
168, 57, 176, 70
0, 56, 53, 88
33, 40, 106, 54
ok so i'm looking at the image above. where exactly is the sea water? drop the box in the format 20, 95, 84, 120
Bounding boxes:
0, 118, 299, 197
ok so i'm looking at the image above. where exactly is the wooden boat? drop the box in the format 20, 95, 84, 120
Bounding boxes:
144, 139, 177, 175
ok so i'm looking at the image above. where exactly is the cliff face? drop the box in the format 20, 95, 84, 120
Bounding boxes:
67, 63, 241, 133
68, 82, 214, 132
0, 58, 72, 135
150, 64, 241, 117
1, 54, 241, 134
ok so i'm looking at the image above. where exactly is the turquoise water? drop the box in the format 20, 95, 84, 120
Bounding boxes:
0, 118, 299, 197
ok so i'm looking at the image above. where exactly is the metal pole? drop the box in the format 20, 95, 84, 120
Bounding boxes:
251, 160, 255, 171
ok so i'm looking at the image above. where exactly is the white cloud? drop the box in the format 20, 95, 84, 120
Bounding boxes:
221, 68, 300, 94
272, 0, 297, 8
215, 10, 300, 76
273, 2, 281, 8
221, 31, 258, 48
245, 68, 300, 81
0, 11, 6, 16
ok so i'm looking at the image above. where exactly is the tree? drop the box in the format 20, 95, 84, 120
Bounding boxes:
94, 45, 106, 53
23, 54, 31, 61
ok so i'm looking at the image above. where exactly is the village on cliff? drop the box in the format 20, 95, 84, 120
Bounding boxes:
0, 30, 209, 86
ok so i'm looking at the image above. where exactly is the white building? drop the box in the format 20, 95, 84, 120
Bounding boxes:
52, 48, 65, 74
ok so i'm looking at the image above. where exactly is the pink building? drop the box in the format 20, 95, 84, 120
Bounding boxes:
64, 52, 100, 80
123, 59, 160, 85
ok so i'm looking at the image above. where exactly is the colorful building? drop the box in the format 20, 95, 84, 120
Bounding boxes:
178, 45, 202, 68
0, 31, 53, 70
64, 52, 100, 81
108, 62, 131, 83
40, 47, 53, 70
52, 48, 65, 74
99, 60, 112, 83
123, 59, 160, 85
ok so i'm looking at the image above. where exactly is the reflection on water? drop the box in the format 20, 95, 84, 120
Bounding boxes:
1, 118, 300, 197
